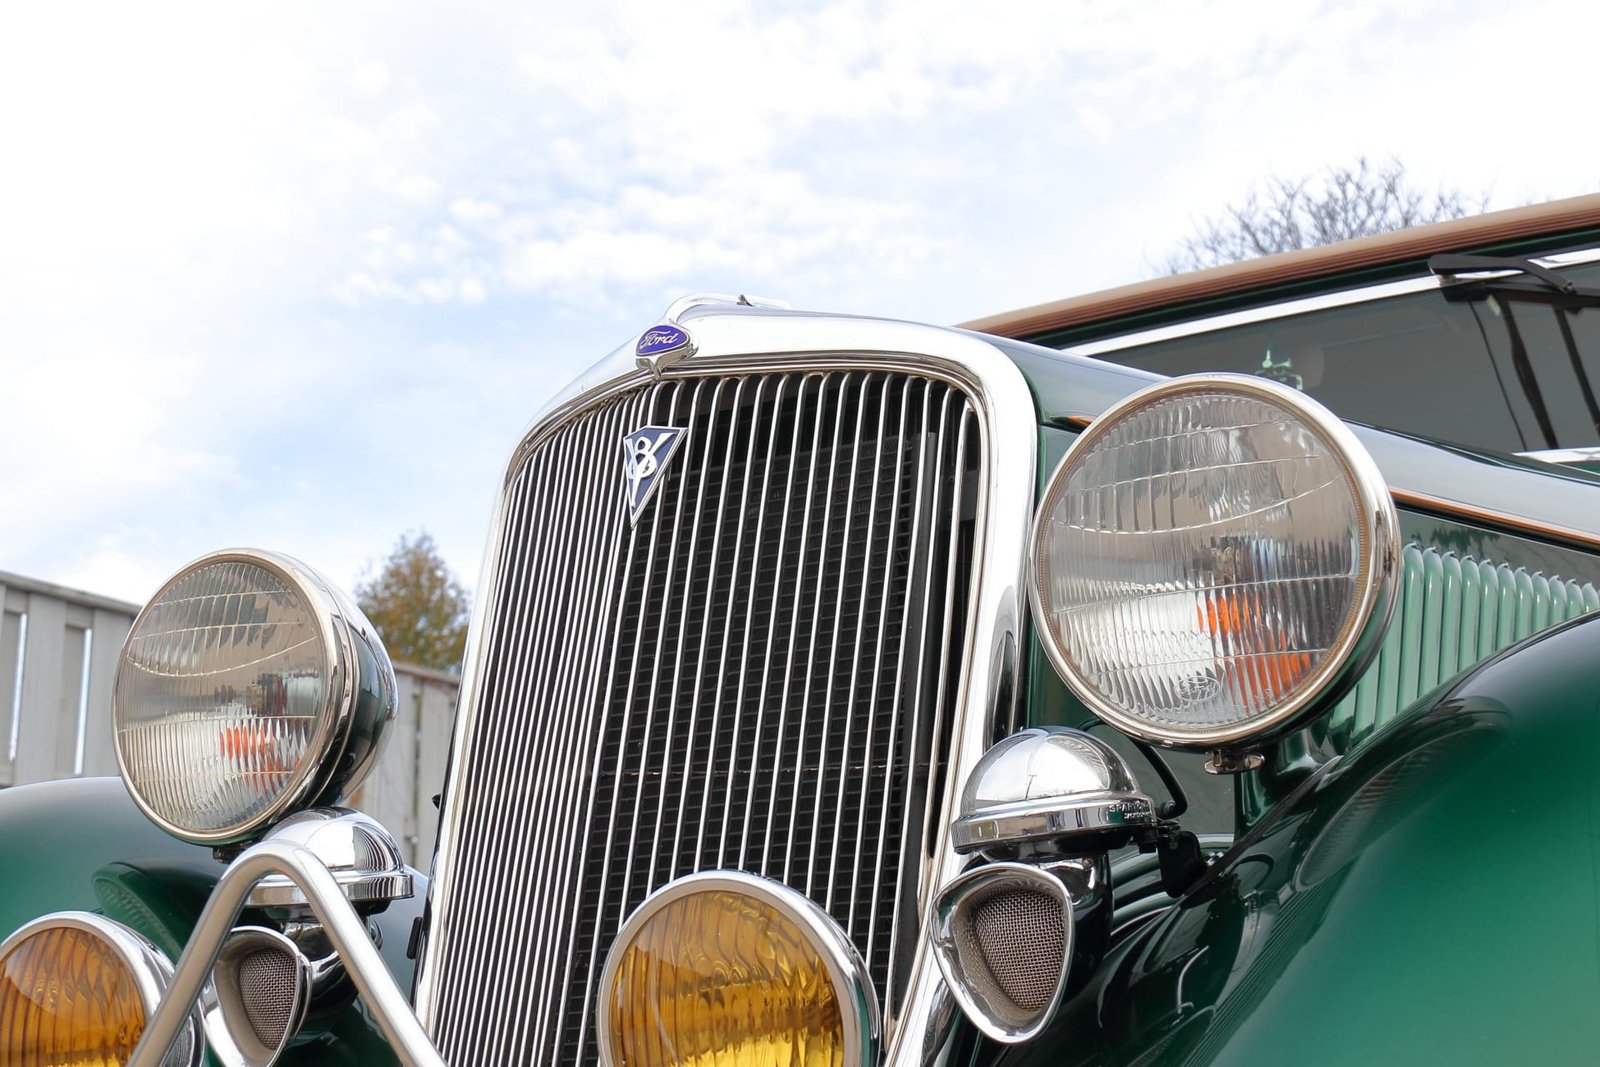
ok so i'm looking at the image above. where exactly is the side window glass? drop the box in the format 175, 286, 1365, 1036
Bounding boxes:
1096, 293, 1532, 453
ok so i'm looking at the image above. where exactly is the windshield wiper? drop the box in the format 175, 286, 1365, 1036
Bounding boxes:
1429, 253, 1600, 445
1429, 253, 1600, 305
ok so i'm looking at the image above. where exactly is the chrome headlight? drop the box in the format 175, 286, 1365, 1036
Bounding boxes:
1031, 374, 1399, 751
113, 549, 396, 844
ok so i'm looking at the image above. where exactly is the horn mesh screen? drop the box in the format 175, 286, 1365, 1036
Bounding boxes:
239, 948, 300, 1047
962, 887, 1064, 1013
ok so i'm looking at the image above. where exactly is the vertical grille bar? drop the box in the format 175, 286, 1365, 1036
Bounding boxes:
854, 377, 911, 951
763, 372, 827, 882
426, 369, 983, 1063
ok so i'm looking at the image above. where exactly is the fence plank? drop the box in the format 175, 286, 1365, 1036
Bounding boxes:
56, 625, 87, 776
413, 677, 456, 866
0, 584, 13, 788
15, 595, 66, 785
83, 610, 132, 776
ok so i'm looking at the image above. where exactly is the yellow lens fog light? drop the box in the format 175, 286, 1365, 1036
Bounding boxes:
0, 912, 199, 1067
596, 871, 879, 1067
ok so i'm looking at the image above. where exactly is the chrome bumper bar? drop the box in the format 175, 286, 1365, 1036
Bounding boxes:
129, 839, 445, 1067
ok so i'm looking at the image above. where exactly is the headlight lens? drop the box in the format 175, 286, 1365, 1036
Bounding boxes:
114, 550, 395, 844
1032, 374, 1398, 749
596, 872, 878, 1067
0, 912, 198, 1067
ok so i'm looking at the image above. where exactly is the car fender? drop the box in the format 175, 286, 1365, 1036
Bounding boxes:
995, 611, 1600, 1066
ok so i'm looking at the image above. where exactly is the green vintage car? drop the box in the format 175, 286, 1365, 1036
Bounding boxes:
5, 194, 1600, 1066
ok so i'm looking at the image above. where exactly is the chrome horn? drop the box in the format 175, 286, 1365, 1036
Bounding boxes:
951, 727, 1155, 859
938, 728, 1156, 1042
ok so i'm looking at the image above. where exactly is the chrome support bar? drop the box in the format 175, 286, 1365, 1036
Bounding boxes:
129, 840, 444, 1067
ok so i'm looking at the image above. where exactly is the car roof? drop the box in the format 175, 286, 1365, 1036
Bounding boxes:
964, 192, 1600, 341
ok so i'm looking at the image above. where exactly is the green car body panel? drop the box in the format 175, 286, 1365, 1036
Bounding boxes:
993, 612, 1600, 1066
0, 778, 417, 1065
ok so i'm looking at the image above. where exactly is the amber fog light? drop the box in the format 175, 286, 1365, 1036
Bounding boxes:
596, 871, 879, 1067
0, 912, 199, 1067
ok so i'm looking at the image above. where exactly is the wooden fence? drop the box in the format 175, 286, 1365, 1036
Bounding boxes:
0, 569, 136, 788
0, 568, 457, 868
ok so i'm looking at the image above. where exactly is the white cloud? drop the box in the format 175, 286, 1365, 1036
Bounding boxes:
353, 61, 391, 99
5, 0, 1600, 606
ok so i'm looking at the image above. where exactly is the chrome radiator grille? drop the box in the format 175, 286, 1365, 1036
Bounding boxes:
425, 368, 983, 1063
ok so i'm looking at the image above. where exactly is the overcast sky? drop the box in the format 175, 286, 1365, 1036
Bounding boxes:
3, 0, 1598, 606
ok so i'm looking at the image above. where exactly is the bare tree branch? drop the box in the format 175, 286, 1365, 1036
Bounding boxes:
1161, 157, 1489, 274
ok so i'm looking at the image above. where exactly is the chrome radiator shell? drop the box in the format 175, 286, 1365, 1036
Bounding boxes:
415, 312, 1039, 1064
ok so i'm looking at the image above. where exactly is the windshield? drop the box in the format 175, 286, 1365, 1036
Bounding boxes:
1082, 257, 1600, 455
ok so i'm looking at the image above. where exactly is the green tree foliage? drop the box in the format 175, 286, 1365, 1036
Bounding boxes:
1163, 157, 1488, 274
354, 531, 471, 672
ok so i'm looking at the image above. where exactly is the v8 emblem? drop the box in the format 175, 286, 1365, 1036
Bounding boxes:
620, 425, 687, 524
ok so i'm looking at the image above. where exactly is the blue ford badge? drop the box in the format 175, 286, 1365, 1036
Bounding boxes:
636, 324, 693, 362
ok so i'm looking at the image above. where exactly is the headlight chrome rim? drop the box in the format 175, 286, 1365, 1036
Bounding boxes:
595, 869, 880, 1067
1030, 373, 1400, 750
0, 910, 203, 1067
113, 548, 395, 845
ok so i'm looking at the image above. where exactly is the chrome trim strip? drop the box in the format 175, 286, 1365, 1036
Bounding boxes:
539, 391, 646, 1058
797, 372, 851, 898
732, 375, 786, 872
1391, 488, 1600, 552
715, 376, 768, 869
1518, 446, 1600, 464
664, 378, 720, 887
1064, 247, 1600, 358
883, 382, 942, 980
129, 840, 442, 1067
501, 422, 568, 1064
416, 309, 1041, 1065
594, 869, 880, 1067
457, 446, 541, 1063
840, 376, 894, 925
